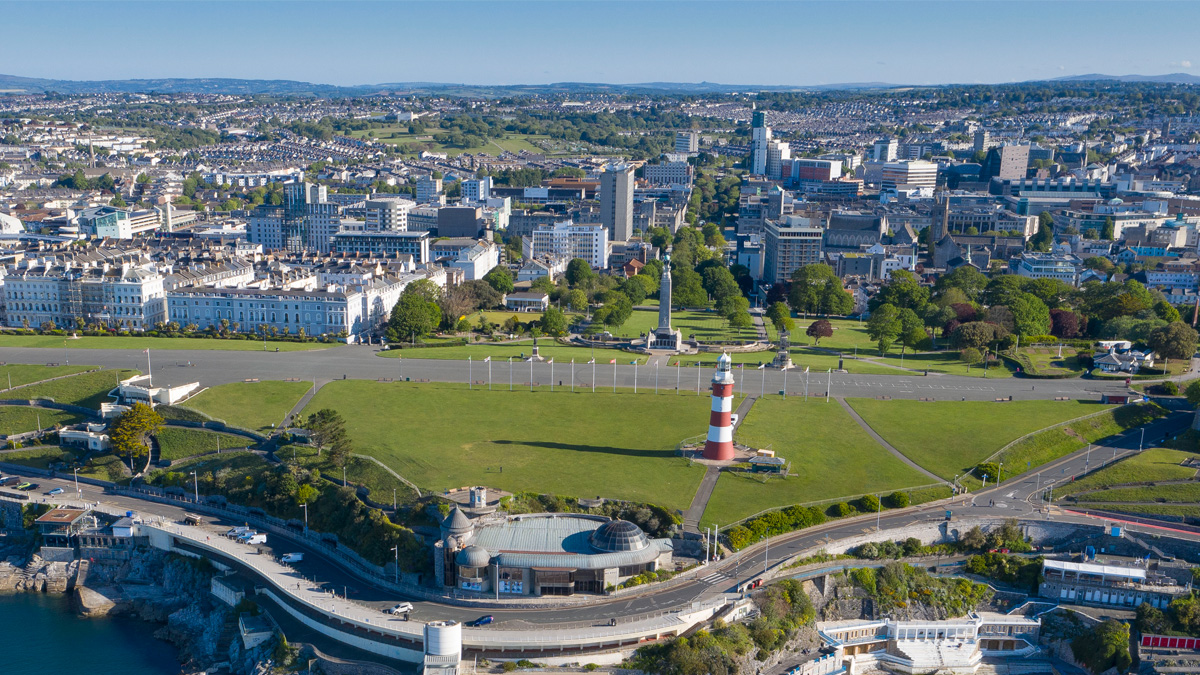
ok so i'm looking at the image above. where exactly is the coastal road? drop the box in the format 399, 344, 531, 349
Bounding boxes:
0, 345, 1135, 402
7, 406, 1195, 629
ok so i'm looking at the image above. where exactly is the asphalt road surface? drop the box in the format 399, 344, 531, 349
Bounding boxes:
0, 345, 1135, 402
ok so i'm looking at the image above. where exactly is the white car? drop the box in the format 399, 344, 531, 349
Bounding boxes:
384, 602, 414, 615
281, 553, 304, 563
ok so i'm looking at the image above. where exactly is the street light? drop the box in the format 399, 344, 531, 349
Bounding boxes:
73, 467, 80, 498
189, 471, 198, 503
390, 545, 399, 585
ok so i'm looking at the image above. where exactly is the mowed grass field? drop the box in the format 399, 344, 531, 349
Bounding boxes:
606, 308, 760, 343
0, 334, 334, 351
299, 381, 713, 512
380, 340, 649, 365
847, 399, 1109, 480
182, 380, 312, 432
154, 427, 254, 460
1053, 447, 1198, 498
0, 364, 96, 389
16, 368, 138, 409
0, 407, 86, 435
700, 398, 936, 528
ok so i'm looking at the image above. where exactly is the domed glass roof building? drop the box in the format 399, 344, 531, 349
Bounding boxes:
436, 512, 672, 597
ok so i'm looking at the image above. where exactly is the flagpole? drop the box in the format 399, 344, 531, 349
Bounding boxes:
146, 348, 152, 387
487, 356, 492, 390
633, 361, 638, 394
529, 357, 533, 392
612, 360, 616, 393
550, 359, 554, 392
571, 359, 575, 393
468, 356, 472, 391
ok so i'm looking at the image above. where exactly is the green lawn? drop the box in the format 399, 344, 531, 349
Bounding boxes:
0, 364, 96, 389
379, 340, 649, 365
299, 381, 711, 512
0, 446, 75, 470
673, 348, 905, 376
995, 403, 1167, 472
14, 369, 137, 409
1020, 348, 1087, 377
0, 407, 85, 435
181, 380, 312, 432
848, 399, 1108, 480
1074, 482, 1200, 503
871, 351, 1017, 379
77, 454, 130, 483
0, 334, 334, 351
152, 450, 270, 481
700, 398, 936, 528
1068, 503, 1200, 520
785, 318, 874, 351
154, 427, 254, 460
1054, 448, 1198, 498
607, 308, 761, 343
284, 443, 419, 505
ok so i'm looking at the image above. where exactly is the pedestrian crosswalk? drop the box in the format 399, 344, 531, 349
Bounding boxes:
699, 571, 730, 585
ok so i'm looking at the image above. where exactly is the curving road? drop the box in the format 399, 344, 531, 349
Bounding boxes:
0, 345, 1136, 402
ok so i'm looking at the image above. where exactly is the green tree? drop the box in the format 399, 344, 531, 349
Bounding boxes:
109, 403, 164, 465
866, 304, 902, 355
296, 483, 319, 507
565, 258, 597, 288
1154, 300, 1182, 323
593, 291, 633, 329
788, 264, 838, 316
934, 265, 987, 301
1029, 212, 1053, 251
671, 266, 708, 307
869, 270, 928, 312
539, 306, 568, 336
1148, 321, 1199, 361
566, 289, 589, 313
766, 302, 795, 334
819, 279, 854, 316
1102, 216, 1115, 240
482, 266, 514, 294
387, 292, 437, 342
1008, 292, 1051, 336
303, 408, 346, 458
700, 266, 741, 307
1186, 380, 1200, 407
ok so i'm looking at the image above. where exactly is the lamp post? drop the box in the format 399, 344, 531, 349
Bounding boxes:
189, 471, 198, 503
390, 545, 399, 585
302, 502, 308, 529
73, 467, 80, 498
1140, 427, 1145, 452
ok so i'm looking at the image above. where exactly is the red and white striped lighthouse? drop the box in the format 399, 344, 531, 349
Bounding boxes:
703, 353, 736, 461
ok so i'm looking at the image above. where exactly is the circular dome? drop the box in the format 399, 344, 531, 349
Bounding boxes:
455, 545, 491, 568
590, 520, 649, 553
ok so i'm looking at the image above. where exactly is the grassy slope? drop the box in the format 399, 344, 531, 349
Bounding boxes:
0, 407, 85, 435
0, 364, 96, 388
15, 369, 138, 409
1053, 448, 1198, 497
847, 399, 1108, 480
701, 398, 935, 528
300, 381, 710, 512
379, 340, 649, 365
154, 427, 254, 460
182, 380, 312, 432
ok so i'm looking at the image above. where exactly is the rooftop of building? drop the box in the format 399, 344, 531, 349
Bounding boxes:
35, 508, 88, 525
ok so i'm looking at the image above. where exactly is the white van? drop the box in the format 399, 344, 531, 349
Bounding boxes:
245, 534, 267, 545
281, 552, 304, 563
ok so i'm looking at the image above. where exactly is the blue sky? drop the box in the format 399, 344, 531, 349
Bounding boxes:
4, 1, 1199, 86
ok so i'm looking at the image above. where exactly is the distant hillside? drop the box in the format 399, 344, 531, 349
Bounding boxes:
1050, 72, 1200, 85
0, 74, 901, 97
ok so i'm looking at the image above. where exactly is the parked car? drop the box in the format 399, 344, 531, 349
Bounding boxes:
226, 526, 252, 538
281, 553, 304, 563
16, 482, 35, 491
384, 602, 413, 615
46, 487, 64, 495
466, 615, 494, 627
0, 476, 18, 486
